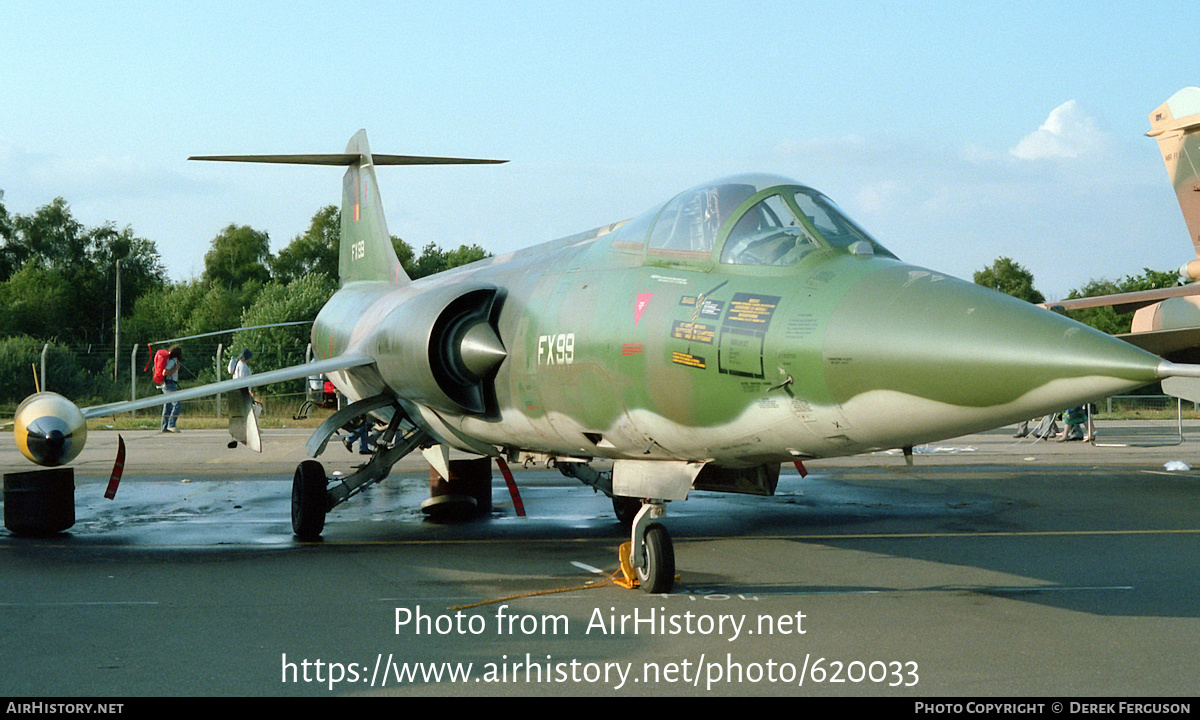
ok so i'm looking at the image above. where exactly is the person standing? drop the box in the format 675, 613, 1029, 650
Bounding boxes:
229, 348, 257, 403
228, 349, 253, 388
160, 345, 183, 433
225, 348, 257, 450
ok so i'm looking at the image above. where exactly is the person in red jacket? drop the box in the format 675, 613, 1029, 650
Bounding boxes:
159, 345, 183, 433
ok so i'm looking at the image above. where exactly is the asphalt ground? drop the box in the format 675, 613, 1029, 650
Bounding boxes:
2, 422, 1199, 697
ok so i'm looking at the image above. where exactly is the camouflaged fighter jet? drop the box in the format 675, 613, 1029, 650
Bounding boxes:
15, 130, 1200, 593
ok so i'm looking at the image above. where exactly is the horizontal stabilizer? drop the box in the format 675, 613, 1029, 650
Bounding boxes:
1118, 325, 1200, 356
1163, 376, 1200, 404
192, 131, 505, 287
189, 153, 506, 166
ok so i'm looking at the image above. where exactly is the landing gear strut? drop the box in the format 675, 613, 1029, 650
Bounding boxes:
553, 462, 678, 592
290, 399, 431, 541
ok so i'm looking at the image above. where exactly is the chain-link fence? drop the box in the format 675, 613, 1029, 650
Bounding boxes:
1094, 395, 1185, 447
0, 338, 317, 420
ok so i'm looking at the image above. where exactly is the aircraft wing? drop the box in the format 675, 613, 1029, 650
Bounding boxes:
1041, 287, 1200, 361
1041, 284, 1200, 315
1116, 326, 1200, 356
81, 354, 376, 419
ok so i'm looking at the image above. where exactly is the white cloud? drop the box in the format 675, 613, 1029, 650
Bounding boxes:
757, 119, 1177, 298
855, 181, 906, 213
1010, 100, 1110, 161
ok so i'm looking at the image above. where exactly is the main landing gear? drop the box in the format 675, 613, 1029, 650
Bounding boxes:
290, 398, 429, 542
291, 460, 329, 541
290, 420, 679, 593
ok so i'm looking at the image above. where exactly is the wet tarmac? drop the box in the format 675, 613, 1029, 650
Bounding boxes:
2, 426, 1200, 696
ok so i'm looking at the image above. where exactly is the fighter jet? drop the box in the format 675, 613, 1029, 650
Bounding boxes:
14, 130, 1200, 593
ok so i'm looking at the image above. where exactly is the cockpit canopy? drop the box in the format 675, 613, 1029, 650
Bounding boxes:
608, 174, 896, 267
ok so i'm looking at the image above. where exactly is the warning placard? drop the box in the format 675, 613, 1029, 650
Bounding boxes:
722, 293, 780, 330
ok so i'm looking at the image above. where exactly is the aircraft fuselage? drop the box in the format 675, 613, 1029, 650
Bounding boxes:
313, 175, 1163, 467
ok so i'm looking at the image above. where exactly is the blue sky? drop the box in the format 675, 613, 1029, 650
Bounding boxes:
2, 1, 1198, 298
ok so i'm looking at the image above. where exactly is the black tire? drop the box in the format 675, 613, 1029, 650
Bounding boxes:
612, 495, 641, 528
291, 460, 328, 541
636, 523, 675, 594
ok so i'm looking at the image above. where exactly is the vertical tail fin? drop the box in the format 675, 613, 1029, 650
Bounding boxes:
1148, 88, 1200, 278
339, 130, 407, 285
190, 133, 505, 286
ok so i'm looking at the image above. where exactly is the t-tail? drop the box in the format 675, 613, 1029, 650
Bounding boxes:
339, 130, 406, 284
1148, 88, 1200, 280
190, 130, 505, 286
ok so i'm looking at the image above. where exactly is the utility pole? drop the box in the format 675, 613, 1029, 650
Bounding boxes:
113, 259, 121, 382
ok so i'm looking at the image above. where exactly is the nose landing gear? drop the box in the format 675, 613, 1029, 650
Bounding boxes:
616, 500, 676, 594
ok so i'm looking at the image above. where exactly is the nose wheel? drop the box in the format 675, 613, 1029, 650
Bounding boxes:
635, 522, 675, 594
617, 501, 676, 593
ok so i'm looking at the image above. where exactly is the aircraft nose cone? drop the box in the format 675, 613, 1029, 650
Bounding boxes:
26, 423, 69, 465
822, 264, 1164, 444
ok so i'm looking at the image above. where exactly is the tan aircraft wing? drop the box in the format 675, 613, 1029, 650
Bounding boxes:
1041, 284, 1200, 315
1116, 326, 1200, 356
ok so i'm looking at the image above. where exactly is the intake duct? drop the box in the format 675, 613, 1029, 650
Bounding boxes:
429, 288, 507, 414
375, 285, 507, 416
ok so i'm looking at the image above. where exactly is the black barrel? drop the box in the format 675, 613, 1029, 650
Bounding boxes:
421, 457, 492, 521
4, 468, 75, 535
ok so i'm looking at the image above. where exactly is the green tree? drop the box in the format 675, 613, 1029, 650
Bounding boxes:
408, 242, 446, 279
444, 243, 489, 270
79, 224, 169, 347
407, 242, 490, 279
124, 281, 208, 346
0, 190, 12, 277
186, 282, 259, 338
0, 336, 95, 405
203, 224, 272, 290
228, 272, 337, 394
1063, 268, 1178, 335
271, 206, 340, 283
0, 200, 167, 346
89, 224, 168, 295
973, 257, 1045, 304
8, 197, 87, 275
392, 235, 415, 274
0, 263, 69, 339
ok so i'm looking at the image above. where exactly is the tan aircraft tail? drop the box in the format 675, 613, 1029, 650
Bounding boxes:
1148, 87, 1200, 279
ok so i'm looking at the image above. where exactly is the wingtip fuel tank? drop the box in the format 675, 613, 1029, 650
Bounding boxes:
13, 392, 87, 467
